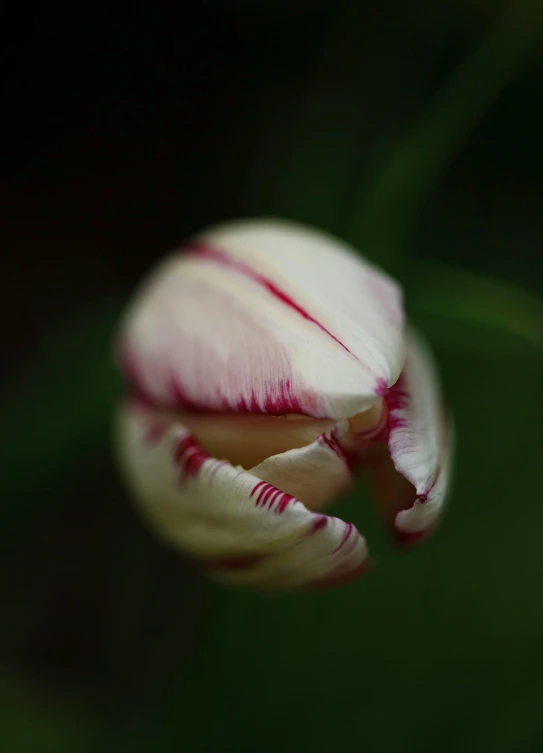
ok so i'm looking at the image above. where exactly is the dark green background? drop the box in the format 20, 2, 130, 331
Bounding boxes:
2, 1, 542, 751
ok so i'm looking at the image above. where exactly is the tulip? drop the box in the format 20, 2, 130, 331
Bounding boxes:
115, 219, 452, 590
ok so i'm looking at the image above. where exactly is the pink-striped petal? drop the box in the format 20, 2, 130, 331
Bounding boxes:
117, 401, 368, 590
385, 328, 452, 538
210, 516, 368, 591
249, 419, 353, 511
118, 219, 405, 420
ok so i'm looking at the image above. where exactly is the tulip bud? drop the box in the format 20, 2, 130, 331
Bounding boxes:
116, 219, 452, 590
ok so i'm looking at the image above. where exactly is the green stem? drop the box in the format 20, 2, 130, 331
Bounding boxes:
348, 1, 543, 267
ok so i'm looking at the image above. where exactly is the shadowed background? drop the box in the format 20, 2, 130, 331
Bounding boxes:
2, 1, 543, 752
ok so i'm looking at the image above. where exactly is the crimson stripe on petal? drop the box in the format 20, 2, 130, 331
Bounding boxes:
250, 480, 267, 499
275, 492, 295, 514
332, 522, 354, 553
173, 436, 209, 479
385, 374, 409, 431
121, 346, 316, 417
189, 243, 358, 359
310, 515, 329, 532
252, 481, 296, 515
257, 484, 276, 507
318, 432, 344, 460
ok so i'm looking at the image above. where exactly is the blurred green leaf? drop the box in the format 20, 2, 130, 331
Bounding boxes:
408, 261, 543, 358
348, 0, 543, 269
1, 297, 123, 528
0, 672, 98, 753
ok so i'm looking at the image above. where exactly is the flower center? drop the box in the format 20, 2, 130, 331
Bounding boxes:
180, 400, 384, 469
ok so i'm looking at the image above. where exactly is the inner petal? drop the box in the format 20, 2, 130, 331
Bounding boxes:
178, 402, 384, 469
359, 443, 418, 529
179, 413, 333, 468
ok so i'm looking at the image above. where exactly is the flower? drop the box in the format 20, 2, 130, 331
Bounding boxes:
115, 218, 452, 591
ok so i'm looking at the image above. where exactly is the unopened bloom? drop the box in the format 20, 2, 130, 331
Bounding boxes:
116, 219, 452, 590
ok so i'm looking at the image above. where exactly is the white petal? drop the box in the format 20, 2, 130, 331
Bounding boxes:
249, 419, 353, 511
117, 401, 368, 590
118, 218, 405, 420
386, 328, 452, 535
211, 515, 367, 591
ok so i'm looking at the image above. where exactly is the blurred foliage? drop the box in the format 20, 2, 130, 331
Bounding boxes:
348, 0, 543, 269
0, 673, 98, 753
409, 261, 543, 358
1, 298, 123, 536
2, 1, 543, 752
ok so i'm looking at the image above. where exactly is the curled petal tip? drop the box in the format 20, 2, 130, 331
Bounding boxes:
393, 526, 435, 548
381, 328, 452, 545
310, 558, 374, 590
